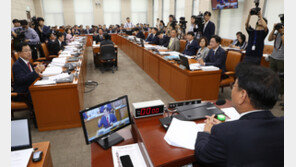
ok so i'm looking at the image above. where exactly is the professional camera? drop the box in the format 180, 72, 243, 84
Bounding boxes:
275, 14, 284, 31
250, 0, 261, 15
195, 12, 204, 32
171, 20, 177, 29
279, 14, 284, 24
179, 17, 187, 30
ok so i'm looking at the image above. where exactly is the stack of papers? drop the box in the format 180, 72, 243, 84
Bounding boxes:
59, 51, 71, 58
112, 143, 147, 167
49, 57, 67, 67
47, 73, 70, 81
164, 118, 205, 150
42, 66, 63, 76
11, 148, 33, 167
144, 44, 155, 50
34, 80, 56, 86
221, 107, 240, 121
189, 63, 201, 71
201, 66, 220, 71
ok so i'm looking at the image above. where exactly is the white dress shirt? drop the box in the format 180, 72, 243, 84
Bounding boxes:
203, 20, 209, 33
240, 110, 265, 118
124, 22, 134, 29
20, 57, 33, 72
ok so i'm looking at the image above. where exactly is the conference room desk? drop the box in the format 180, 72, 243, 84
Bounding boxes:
29, 42, 88, 131
115, 35, 222, 101
28, 141, 53, 167
91, 100, 232, 167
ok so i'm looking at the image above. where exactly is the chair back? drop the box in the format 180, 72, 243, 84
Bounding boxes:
263, 45, 274, 54
41, 43, 50, 59
179, 40, 187, 53
11, 58, 15, 83
226, 51, 242, 72
100, 44, 116, 60
221, 38, 233, 47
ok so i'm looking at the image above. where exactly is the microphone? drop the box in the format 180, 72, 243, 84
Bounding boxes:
215, 99, 226, 106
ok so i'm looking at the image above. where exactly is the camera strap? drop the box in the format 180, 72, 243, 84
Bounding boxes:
252, 31, 258, 50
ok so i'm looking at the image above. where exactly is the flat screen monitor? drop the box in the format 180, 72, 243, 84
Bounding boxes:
11, 118, 32, 151
212, 0, 238, 10
80, 95, 132, 149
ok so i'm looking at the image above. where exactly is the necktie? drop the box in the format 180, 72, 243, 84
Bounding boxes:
168, 38, 173, 48
27, 62, 32, 72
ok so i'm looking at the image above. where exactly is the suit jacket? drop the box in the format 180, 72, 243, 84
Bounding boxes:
203, 21, 216, 41
159, 35, 170, 47
183, 40, 199, 56
49, 39, 66, 55
136, 31, 145, 40
195, 111, 284, 167
204, 46, 226, 72
94, 34, 104, 44
148, 34, 160, 45
145, 33, 153, 42
98, 114, 117, 128
167, 37, 180, 51
12, 58, 39, 94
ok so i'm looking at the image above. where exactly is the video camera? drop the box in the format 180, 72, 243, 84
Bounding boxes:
250, 0, 261, 15
195, 12, 204, 33
171, 20, 177, 29
179, 17, 187, 30
275, 14, 284, 31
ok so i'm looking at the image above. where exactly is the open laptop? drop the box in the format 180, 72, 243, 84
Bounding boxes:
179, 55, 201, 71
11, 118, 32, 151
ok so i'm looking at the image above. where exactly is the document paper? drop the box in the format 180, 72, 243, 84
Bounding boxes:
112, 143, 147, 167
222, 107, 240, 121
164, 118, 205, 150
11, 148, 33, 167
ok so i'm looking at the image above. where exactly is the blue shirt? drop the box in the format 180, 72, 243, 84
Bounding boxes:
24, 27, 40, 45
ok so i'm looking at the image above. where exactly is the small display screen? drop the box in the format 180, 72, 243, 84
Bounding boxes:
212, 0, 238, 10
81, 96, 131, 143
135, 105, 164, 118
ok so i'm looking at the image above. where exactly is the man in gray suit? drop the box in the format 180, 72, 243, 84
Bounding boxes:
167, 29, 180, 51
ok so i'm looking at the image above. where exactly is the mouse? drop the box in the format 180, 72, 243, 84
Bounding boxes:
32, 151, 43, 162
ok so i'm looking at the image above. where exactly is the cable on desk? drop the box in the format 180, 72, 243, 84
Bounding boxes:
84, 80, 99, 93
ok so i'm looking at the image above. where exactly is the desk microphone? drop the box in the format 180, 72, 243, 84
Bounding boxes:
215, 99, 226, 106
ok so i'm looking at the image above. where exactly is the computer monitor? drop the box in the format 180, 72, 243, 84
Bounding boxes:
80, 95, 132, 149
179, 55, 190, 70
11, 118, 32, 151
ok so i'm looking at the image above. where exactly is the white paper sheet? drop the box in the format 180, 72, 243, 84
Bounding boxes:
200, 66, 220, 71
11, 148, 33, 167
222, 107, 240, 121
189, 63, 201, 71
34, 80, 56, 86
112, 143, 147, 167
164, 118, 205, 150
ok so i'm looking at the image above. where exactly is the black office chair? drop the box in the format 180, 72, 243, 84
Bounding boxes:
98, 44, 118, 73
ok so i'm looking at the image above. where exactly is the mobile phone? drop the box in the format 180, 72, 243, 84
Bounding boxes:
120, 155, 133, 167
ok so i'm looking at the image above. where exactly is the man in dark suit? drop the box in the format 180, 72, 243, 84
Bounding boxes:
203, 11, 216, 41
183, 31, 199, 56
148, 28, 160, 45
94, 28, 104, 44
134, 28, 145, 40
12, 42, 45, 103
98, 105, 117, 128
145, 28, 153, 42
157, 33, 170, 47
194, 63, 283, 167
198, 35, 226, 73
100, 33, 114, 46
48, 32, 66, 55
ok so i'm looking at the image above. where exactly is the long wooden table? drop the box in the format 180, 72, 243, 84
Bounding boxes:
114, 34, 222, 101
29, 36, 90, 131
91, 100, 232, 166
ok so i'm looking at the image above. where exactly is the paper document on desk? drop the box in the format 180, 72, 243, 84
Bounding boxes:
34, 80, 56, 86
189, 63, 201, 71
42, 66, 63, 76
11, 148, 33, 167
222, 107, 240, 121
112, 143, 147, 167
201, 66, 220, 71
164, 118, 205, 150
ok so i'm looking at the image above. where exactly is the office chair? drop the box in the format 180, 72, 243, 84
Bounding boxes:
98, 44, 118, 73
220, 51, 242, 92
41, 43, 58, 61
221, 38, 234, 47
11, 58, 38, 128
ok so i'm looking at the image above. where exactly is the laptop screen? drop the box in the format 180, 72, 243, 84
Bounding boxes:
11, 119, 32, 151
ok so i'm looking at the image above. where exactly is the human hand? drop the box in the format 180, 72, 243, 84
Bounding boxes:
197, 59, 205, 65
203, 114, 221, 133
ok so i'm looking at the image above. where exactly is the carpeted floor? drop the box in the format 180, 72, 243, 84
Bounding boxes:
14, 47, 284, 167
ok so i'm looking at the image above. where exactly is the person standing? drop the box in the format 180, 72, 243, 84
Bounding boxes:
203, 11, 216, 42
124, 17, 134, 35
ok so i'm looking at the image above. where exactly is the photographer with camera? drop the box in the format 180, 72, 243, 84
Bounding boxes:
35, 17, 51, 43
167, 15, 177, 31
268, 14, 284, 97
203, 11, 215, 42
11, 19, 23, 49
243, 0, 268, 65
20, 20, 41, 61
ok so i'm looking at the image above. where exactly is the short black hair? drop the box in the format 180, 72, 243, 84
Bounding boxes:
211, 35, 222, 44
37, 17, 44, 22
236, 31, 243, 36
56, 32, 63, 38
239, 34, 246, 44
257, 17, 268, 25
20, 20, 28, 26
12, 19, 19, 24
198, 37, 208, 46
235, 62, 280, 110
204, 11, 212, 16
103, 33, 111, 40
187, 31, 195, 36
133, 27, 139, 32
126, 17, 130, 19
170, 29, 177, 33
152, 27, 158, 32
16, 42, 29, 52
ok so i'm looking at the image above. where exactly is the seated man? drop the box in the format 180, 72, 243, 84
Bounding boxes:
167, 29, 180, 51
94, 28, 104, 44
98, 105, 117, 129
195, 63, 283, 166
12, 42, 45, 105
157, 32, 170, 47
145, 28, 153, 42
197, 35, 226, 73
100, 33, 114, 46
48, 32, 66, 55
183, 31, 199, 56
148, 28, 160, 45
134, 28, 145, 40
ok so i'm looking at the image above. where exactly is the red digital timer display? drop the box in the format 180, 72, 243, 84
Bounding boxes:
135, 105, 164, 118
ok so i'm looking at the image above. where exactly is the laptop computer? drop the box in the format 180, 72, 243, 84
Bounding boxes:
179, 55, 190, 70
11, 118, 32, 151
